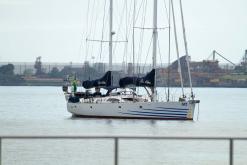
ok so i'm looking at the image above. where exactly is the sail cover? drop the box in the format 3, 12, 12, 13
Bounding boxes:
82, 71, 112, 89
119, 69, 155, 88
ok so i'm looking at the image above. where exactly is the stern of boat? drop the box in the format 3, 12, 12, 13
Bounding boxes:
187, 100, 200, 120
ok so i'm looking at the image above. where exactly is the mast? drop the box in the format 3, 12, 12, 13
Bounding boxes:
167, 0, 171, 102
152, 0, 158, 68
171, 0, 185, 97
109, 0, 113, 71
152, 0, 158, 101
179, 0, 194, 98
132, 0, 136, 74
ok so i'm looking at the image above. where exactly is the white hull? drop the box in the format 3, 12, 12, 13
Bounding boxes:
67, 101, 196, 120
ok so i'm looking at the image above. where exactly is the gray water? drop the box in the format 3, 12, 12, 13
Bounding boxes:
0, 87, 247, 165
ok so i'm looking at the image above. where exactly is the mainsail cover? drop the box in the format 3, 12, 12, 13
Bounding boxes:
83, 71, 112, 89
119, 69, 155, 88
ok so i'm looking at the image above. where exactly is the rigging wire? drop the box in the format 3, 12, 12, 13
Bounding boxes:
85, 0, 96, 63
123, 1, 129, 73
157, 36, 164, 67
157, 34, 168, 101
134, 0, 146, 24
113, 0, 128, 59
122, 0, 135, 65
117, 1, 128, 41
90, 0, 101, 64
98, 0, 107, 61
134, 27, 169, 30
137, 0, 147, 74
160, 0, 172, 101
163, 0, 170, 25
85, 0, 91, 62
179, 0, 194, 98
125, 0, 132, 71
89, 0, 96, 55
123, 0, 131, 65
132, 0, 136, 74
123, 0, 128, 73
102, 2, 110, 63
142, 36, 153, 73
158, 0, 170, 100
78, 32, 85, 65
131, 0, 147, 72
123, 0, 137, 72
129, 0, 137, 64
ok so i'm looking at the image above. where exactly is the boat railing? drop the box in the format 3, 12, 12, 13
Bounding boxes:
0, 135, 246, 165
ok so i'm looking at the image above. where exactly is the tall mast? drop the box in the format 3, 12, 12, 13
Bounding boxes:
167, 0, 171, 102
152, 0, 158, 101
171, 0, 185, 97
179, 0, 194, 98
109, 0, 113, 71
152, 0, 158, 68
132, 0, 136, 74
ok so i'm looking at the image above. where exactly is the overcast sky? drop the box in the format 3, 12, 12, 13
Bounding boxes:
0, 0, 247, 65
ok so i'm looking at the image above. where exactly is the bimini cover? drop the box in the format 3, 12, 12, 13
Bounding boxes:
119, 69, 155, 88
83, 71, 112, 89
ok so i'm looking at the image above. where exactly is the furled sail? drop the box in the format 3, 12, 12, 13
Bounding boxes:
82, 71, 112, 89
119, 69, 155, 88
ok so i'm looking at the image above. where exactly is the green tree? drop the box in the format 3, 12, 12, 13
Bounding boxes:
23, 69, 34, 77
0, 64, 24, 85
0, 64, 14, 75
49, 67, 60, 78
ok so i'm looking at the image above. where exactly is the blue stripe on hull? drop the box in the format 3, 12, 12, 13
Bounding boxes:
128, 110, 187, 116
120, 112, 187, 119
156, 107, 189, 111
142, 108, 188, 113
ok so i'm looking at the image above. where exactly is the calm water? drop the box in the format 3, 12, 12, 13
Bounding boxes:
0, 86, 247, 165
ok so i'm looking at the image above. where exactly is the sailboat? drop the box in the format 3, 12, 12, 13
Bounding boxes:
63, 0, 200, 120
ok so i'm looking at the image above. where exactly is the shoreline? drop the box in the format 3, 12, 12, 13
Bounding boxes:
1, 84, 247, 88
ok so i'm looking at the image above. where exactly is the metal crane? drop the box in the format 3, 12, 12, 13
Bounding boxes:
207, 50, 236, 66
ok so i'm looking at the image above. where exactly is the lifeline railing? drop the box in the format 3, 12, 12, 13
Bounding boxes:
0, 135, 246, 165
